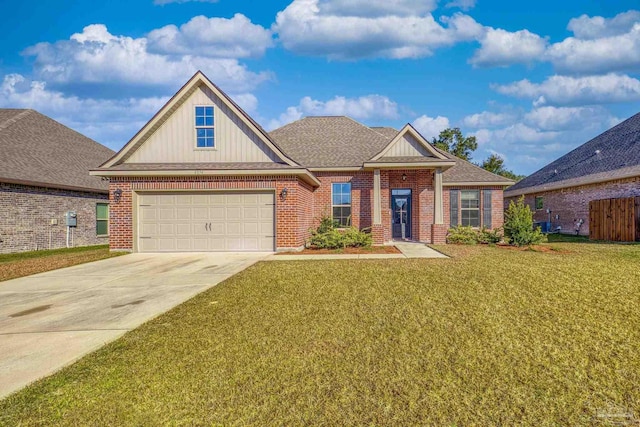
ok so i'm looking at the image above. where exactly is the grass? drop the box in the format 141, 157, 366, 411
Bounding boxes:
1, 243, 639, 425
0, 245, 125, 282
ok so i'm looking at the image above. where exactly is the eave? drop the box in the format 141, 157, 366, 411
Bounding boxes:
90, 168, 321, 187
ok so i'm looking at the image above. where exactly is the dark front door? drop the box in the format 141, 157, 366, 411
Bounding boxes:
392, 189, 411, 239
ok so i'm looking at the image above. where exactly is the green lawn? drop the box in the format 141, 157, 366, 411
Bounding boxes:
1, 243, 639, 425
0, 245, 125, 282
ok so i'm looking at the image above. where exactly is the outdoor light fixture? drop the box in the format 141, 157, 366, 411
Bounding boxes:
280, 187, 288, 201
402, 174, 407, 181
113, 189, 122, 203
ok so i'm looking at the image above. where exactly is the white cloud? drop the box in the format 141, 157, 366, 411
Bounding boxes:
273, 0, 483, 59
22, 24, 272, 93
319, 0, 438, 17
546, 24, 640, 74
492, 73, 640, 106
470, 27, 548, 67
267, 94, 399, 129
154, 0, 218, 4
445, 0, 476, 11
567, 10, 640, 39
231, 93, 259, 113
147, 14, 273, 58
462, 110, 517, 128
412, 115, 450, 140
523, 106, 612, 131
0, 73, 166, 149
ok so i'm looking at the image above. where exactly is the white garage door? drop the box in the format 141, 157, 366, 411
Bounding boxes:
138, 192, 275, 252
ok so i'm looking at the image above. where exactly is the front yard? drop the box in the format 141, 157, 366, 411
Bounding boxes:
1, 242, 639, 425
0, 245, 125, 282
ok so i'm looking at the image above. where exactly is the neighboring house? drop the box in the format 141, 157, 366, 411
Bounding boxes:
0, 109, 115, 253
505, 112, 640, 236
92, 72, 512, 252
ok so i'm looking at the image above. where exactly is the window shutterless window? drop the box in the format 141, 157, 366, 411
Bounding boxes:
535, 196, 544, 210
195, 106, 215, 148
332, 183, 352, 227
460, 190, 480, 227
96, 203, 109, 236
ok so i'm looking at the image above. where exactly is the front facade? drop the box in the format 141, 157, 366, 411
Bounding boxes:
94, 72, 512, 252
505, 112, 640, 236
0, 109, 115, 254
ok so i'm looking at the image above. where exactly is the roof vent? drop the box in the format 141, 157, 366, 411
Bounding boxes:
595, 149, 601, 155
554, 169, 558, 174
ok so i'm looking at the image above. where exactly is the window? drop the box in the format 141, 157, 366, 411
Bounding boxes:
460, 190, 480, 227
195, 106, 215, 148
535, 196, 544, 210
332, 183, 352, 227
96, 203, 109, 236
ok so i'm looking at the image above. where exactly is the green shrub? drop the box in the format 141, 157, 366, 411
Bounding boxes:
446, 226, 503, 245
308, 215, 372, 249
504, 196, 544, 247
446, 226, 480, 244
478, 227, 503, 244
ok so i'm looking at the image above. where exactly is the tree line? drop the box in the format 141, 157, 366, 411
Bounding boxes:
432, 128, 526, 182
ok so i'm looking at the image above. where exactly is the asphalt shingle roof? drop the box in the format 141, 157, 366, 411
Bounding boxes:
507, 112, 640, 195
0, 109, 115, 192
269, 117, 390, 167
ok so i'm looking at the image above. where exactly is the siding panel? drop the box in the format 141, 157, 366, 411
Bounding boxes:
126, 85, 282, 164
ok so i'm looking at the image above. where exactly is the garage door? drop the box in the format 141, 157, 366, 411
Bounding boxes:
137, 192, 275, 252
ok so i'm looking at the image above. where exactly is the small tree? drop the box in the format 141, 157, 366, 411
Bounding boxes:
504, 196, 543, 247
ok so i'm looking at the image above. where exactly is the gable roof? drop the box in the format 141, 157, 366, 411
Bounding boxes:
0, 109, 114, 193
506, 112, 640, 196
100, 71, 298, 168
269, 116, 391, 168
370, 123, 448, 161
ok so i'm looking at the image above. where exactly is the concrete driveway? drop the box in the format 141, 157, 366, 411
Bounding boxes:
0, 252, 270, 399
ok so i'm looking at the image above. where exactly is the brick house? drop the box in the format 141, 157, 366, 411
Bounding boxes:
0, 109, 115, 253
92, 72, 512, 252
505, 112, 640, 236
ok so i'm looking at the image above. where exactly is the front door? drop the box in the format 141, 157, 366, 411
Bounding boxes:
391, 189, 411, 239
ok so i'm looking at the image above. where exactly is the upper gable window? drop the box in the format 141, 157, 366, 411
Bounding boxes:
195, 106, 215, 148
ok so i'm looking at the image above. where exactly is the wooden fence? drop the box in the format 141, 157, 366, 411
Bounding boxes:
589, 196, 640, 242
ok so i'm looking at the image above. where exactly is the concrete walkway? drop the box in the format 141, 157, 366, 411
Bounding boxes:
0, 252, 270, 399
268, 242, 448, 260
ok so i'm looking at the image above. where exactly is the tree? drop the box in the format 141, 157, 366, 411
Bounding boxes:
480, 154, 526, 181
432, 128, 477, 161
504, 196, 544, 247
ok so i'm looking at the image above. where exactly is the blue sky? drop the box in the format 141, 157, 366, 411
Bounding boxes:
1, 0, 639, 175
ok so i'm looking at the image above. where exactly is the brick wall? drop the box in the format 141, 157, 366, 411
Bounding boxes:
109, 175, 307, 251
505, 176, 640, 236
444, 186, 505, 230
0, 182, 109, 254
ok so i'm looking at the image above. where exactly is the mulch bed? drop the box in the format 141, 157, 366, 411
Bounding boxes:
277, 246, 401, 255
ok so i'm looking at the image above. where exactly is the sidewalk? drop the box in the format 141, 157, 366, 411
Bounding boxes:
267, 242, 448, 261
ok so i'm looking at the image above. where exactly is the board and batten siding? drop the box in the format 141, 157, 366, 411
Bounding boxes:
126, 85, 282, 164
381, 134, 433, 158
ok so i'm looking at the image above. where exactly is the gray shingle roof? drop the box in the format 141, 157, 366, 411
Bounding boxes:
269, 116, 390, 167
269, 117, 512, 184
506, 112, 640, 196
0, 109, 114, 192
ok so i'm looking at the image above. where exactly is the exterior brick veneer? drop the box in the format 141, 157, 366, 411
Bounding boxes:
0, 182, 109, 254
108, 172, 506, 251
505, 176, 640, 236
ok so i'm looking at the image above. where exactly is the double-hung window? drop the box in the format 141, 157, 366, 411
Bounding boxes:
460, 190, 480, 227
96, 203, 109, 236
195, 106, 215, 148
535, 196, 544, 210
332, 183, 352, 227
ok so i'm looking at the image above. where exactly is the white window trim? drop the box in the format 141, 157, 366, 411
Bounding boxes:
194, 105, 215, 149
460, 190, 480, 228
331, 182, 352, 227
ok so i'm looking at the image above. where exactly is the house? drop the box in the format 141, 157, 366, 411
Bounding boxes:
0, 109, 115, 253
505, 112, 640, 236
92, 72, 513, 252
